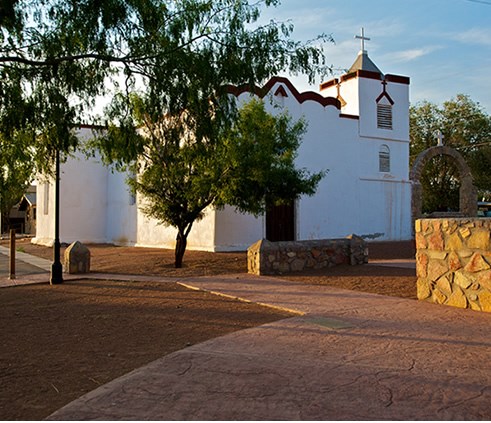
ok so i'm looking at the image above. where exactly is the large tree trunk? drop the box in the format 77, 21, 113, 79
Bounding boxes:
174, 230, 187, 268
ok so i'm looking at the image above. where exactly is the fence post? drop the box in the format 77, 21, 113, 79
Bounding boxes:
9, 229, 15, 280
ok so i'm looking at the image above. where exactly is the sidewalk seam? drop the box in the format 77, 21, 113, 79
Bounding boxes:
177, 281, 305, 316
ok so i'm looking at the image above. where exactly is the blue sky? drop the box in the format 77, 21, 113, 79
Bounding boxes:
262, 0, 491, 113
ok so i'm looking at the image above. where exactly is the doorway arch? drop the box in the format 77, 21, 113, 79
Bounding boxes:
410, 145, 477, 220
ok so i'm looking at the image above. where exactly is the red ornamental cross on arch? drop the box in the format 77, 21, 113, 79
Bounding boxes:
410, 145, 477, 220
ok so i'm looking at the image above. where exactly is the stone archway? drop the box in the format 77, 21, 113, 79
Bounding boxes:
410, 145, 477, 221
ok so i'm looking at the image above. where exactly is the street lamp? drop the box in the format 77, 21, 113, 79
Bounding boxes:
50, 148, 63, 284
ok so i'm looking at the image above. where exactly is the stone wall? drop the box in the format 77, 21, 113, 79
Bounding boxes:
247, 235, 368, 275
415, 218, 491, 312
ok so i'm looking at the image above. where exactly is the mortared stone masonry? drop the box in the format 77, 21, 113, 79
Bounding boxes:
416, 218, 491, 312
247, 235, 368, 275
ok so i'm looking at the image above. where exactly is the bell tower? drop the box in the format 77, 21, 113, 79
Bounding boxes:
319, 28, 410, 142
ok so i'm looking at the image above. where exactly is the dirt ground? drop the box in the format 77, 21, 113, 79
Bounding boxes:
0, 238, 416, 420
282, 239, 417, 299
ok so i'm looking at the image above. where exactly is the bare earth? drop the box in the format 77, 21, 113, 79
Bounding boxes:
0, 239, 415, 420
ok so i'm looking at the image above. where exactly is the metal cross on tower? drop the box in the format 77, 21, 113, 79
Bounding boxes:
355, 27, 370, 53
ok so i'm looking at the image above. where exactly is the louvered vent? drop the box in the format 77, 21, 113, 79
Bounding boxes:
377, 103, 393, 130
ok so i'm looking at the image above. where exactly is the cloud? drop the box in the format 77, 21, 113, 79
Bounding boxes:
389, 46, 442, 63
453, 28, 491, 47
257, 5, 336, 33
289, 8, 337, 30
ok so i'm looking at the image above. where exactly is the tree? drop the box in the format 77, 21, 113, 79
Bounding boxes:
1, 0, 331, 166
0, 132, 35, 231
1, 0, 114, 280
0, 0, 117, 171
410, 95, 491, 213
87, 0, 330, 267
101, 98, 325, 267
2, 0, 331, 266
218, 99, 325, 215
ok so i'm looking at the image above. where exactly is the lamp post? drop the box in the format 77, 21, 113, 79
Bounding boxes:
50, 148, 63, 284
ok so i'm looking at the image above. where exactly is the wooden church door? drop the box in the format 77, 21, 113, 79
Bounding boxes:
266, 202, 295, 242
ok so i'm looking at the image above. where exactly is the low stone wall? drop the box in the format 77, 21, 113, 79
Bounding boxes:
247, 235, 368, 275
415, 218, 491, 312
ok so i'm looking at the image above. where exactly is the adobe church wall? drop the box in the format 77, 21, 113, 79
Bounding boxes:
247, 235, 368, 275
34, 64, 413, 250
34, 136, 109, 246
416, 218, 491, 312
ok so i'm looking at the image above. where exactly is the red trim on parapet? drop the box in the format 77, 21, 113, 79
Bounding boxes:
274, 85, 288, 97
225, 76, 341, 109
385, 74, 410, 85
340, 114, 359, 120
319, 78, 338, 90
341, 70, 382, 82
320, 71, 410, 87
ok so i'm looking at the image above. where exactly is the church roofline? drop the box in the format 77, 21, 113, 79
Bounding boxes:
342, 70, 383, 82
320, 71, 410, 91
225, 76, 341, 109
348, 51, 383, 74
385, 74, 410, 85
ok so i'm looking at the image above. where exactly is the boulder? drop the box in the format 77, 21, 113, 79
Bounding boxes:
64, 241, 90, 274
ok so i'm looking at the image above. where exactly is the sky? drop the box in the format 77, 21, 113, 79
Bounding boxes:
260, 0, 491, 113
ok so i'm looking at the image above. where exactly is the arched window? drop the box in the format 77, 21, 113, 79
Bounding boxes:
379, 145, 390, 173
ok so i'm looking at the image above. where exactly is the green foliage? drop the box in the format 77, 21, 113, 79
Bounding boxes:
2, 0, 331, 170
102, 97, 324, 267
218, 98, 325, 215
1, 0, 118, 174
410, 95, 491, 212
2, 0, 331, 264
0, 131, 35, 223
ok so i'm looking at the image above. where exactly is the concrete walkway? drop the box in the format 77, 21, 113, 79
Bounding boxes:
2, 249, 490, 420
49, 276, 491, 420
0, 245, 52, 286
0, 245, 52, 272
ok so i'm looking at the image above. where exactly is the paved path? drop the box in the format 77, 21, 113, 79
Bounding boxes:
0, 245, 52, 286
0, 245, 52, 272
49, 276, 491, 420
2, 249, 490, 420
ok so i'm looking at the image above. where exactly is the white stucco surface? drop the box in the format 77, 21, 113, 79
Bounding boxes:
135, 206, 217, 251
213, 206, 264, 252
34, 128, 110, 246
106, 170, 137, 246
34, 52, 412, 251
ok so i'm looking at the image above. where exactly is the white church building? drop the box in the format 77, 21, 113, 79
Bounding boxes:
34, 45, 412, 251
